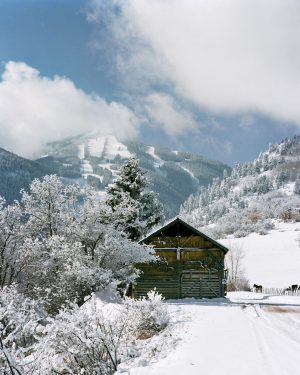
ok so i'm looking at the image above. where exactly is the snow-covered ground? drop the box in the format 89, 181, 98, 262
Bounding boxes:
146, 146, 164, 167
87, 137, 106, 158
118, 292, 300, 375
181, 165, 197, 181
220, 222, 300, 288
78, 135, 132, 162
104, 135, 132, 160
80, 160, 93, 174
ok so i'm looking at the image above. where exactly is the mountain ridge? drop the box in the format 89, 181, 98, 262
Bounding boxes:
37, 134, 231, 217
180, 135, 300, 238
0, 147, 54, 203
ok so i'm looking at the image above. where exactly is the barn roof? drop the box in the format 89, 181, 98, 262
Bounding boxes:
140, 216, 228, 254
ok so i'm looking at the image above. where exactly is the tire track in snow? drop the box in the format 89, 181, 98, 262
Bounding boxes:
243, 304, 300, 375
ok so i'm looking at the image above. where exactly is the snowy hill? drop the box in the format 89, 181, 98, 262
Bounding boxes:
181, 135, 300, 238
37, 134, 230, 217
221, 222, 300, 288
179, 136, 300, 289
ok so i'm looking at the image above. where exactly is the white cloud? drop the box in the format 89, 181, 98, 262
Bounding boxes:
142, 93, 198, 136
239, 115, 255, 130
89, 0, 300, 126
0, 61, 139, 157
223, 141, 233, 155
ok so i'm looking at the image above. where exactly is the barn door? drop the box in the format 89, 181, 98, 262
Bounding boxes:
181, 270, 219, 298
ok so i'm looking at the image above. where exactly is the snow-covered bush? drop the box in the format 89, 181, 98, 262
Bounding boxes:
0, 199, 26, 287
34, 292, 169, 374
0, 285, 45, 374
206, 208, 275, 239
18, 236, 104, 314
34, 302, 125, 374
125, 290, 170, 339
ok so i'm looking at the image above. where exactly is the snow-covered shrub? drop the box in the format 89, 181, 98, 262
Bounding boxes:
0, 199, 26, 287
34, 301, 128, 374
227, 277, 251, 292
18, 235, 113, 315
0, 285, 45, 374
234, 230, 249, 238
34, 292, 170, 374
125, 290, 170, 339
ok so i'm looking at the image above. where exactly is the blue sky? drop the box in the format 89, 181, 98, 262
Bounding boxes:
0, 0, 299, 165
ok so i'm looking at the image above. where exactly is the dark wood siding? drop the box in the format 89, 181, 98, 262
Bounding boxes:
135, 218, 227, 299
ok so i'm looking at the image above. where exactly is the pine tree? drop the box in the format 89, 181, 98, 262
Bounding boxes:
294, 179, 300, 195
105, 158, 164, 240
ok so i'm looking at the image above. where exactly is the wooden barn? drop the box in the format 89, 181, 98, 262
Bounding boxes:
134, 217, 228, 299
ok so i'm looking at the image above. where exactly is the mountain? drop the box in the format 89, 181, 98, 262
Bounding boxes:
0, 147, 54, 203
180, 135, 300, 238
37, 134, 231, 217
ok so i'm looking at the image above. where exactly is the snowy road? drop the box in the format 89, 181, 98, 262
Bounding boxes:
124, 293, 300, 375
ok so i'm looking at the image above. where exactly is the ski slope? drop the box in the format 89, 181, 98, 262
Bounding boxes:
119, 293, 300, 375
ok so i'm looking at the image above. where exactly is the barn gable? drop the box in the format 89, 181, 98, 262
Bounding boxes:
140, 217, 228, 253
134, 217, 228, 299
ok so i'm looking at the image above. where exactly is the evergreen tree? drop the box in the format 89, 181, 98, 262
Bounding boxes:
223, 169, 229, 180
275, 170, 289, 188
294, 179, 300, 195
105, 158, 164, 240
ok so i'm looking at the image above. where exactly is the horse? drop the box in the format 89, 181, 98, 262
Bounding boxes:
253, 284, 263, 293
291, 284, 298, 292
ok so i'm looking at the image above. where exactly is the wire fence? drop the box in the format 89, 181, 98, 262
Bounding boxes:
261, 287, 300, 296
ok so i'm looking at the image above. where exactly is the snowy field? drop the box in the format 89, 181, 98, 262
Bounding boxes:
118, 292, 300, 375
220, 222, 300, 288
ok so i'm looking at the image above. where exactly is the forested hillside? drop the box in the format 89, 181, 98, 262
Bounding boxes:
181, 136, 300, 238
0, 147, 53, 203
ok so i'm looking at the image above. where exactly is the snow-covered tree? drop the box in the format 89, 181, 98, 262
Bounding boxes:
17, 176, 156, 312
105, 158, 164, 240
18, 236, 96, 313
275, 170, 289, 188
0, 198, 26, 288
0, 285, 45, 374
21, 174, 81, 238
226, 244, 250, 291
294, 179, 300, 195
0, 175, 170, 374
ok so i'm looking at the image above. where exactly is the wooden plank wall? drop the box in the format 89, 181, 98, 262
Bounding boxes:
135, 248, 225, 299
135, 232, 226, 299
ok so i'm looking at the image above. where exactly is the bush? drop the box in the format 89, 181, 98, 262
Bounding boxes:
227, 277, 251, 292
0, 285, 45, 374
125, 290, 170, 339
34, 291, 169, 374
